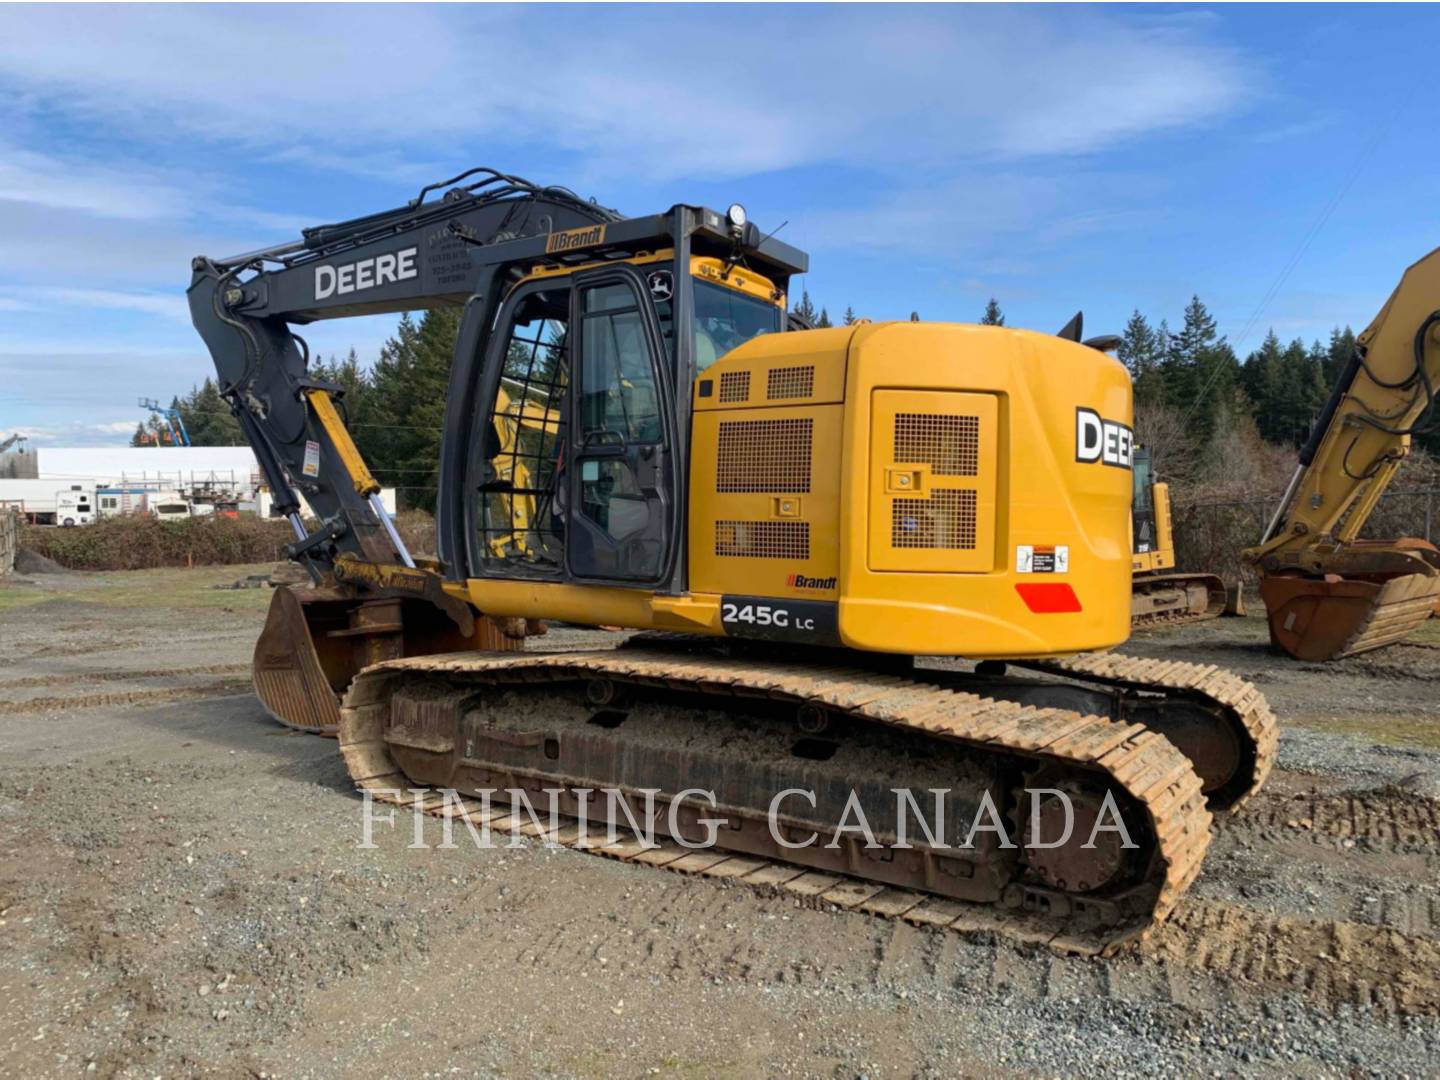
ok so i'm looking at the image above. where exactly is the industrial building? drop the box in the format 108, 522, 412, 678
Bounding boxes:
0, 445, 394, 524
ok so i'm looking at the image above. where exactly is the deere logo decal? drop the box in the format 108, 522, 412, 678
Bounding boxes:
1075, 407, 1134, 470
787, 572, 837, 590
545, 224, 607, 254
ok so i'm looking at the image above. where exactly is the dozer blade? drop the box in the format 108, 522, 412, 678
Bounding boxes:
1259, 571, 1440, 661
1130, 572, 1226, 629
251, 584, 515, 735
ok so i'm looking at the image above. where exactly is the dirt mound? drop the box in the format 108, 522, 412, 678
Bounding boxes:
13, 547, 68, 574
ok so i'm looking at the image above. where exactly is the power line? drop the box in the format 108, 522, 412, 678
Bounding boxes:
1180, 105, 1404, 425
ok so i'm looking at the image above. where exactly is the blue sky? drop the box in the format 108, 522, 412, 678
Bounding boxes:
1, 3, 1436, 445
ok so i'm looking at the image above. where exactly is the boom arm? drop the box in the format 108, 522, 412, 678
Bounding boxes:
187, 169, 621, 580
1247, 247, 1440, 574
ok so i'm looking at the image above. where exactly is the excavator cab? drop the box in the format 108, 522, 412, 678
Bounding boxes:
471, 254, 783, 590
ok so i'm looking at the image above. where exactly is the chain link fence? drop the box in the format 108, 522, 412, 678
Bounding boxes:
1172, 489, 1440, 582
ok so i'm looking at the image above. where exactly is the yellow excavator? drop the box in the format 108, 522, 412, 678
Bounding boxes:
1130, 447, 1226, 627
1244, 247, 1440, 660
188, 168, 1274, 953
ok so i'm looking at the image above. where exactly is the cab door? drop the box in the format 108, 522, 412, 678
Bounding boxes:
566, 267, 678, 583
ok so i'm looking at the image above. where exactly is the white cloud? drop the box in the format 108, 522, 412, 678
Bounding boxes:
91, 420, 140, 435
784, 168, 1163, 266
0, 143, 190, 220
0, 7, 1253, 181
36, 288, 187, 322
0, 287, 189, 322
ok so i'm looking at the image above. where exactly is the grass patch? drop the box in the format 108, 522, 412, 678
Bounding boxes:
1403, 618, 1440, 647
0, 583, 50, 610
1, 563, 279, 614
1286, 710, 1440, 751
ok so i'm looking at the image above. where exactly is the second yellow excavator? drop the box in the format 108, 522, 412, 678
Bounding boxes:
1130, 446, 1226, 627
188, 168, 1275, 953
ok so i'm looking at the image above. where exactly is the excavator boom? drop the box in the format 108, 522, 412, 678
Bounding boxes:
1245, 248, 1440, 659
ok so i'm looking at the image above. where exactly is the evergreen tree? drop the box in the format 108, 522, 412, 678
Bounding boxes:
181, 378, 243, 445
843, 305, 856, 326
980, 298, 1005, 326
366, 310, 459, 511
1118, 310, 1165, 407
816, 307, 832, 328
1325, 326, 1357, 385
1240, 330, 1328, 447
793, 290, 819, 326
1163, 296, 1237, 445
1274, 337, 1328, 446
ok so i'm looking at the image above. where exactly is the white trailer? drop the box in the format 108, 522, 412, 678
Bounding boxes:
55, 487, 95, 527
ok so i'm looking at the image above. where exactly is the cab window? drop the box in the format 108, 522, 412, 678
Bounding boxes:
692, 279, 781, 372
579, 284, 662, 443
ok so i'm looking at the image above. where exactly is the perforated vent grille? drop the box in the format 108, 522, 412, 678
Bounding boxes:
715, 520, 810, 559
767, 365, 815, 400
894, 413, 980, 476
716, 418, 812, 493
718, 371, 750, 404
891, 489, 977, 549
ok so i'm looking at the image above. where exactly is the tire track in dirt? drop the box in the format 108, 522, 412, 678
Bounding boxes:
0, 680, 252, 715
0, 664, 249, 691
1373, 891, 1440, 936
1220, 787, 1440, 852
1146, 899, 1440, 1016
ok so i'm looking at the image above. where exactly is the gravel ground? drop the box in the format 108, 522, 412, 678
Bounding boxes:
1, 566, 1438, 1078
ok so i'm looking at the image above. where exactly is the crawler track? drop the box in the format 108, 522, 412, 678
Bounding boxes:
1130, 573, 1227, 630
1015, 652, 1278, 812
338, 648, 1215, 955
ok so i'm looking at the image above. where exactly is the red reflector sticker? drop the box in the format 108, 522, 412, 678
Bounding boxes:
1015, 582, 1082, 614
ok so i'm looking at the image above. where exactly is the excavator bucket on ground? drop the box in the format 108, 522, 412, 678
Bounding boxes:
252, 585, 514, 735
1259, 569, 1440, 661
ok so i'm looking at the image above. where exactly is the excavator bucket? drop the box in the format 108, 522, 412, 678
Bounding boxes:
251, 585, 516, 735
1258, 571, 1440, 661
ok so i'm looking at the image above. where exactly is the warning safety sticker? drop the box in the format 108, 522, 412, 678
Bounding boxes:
1016, 544, 1069, 573
302, 440, 321, 478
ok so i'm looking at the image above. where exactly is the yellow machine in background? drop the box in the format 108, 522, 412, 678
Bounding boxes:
1245, 247, 1440, 660
1130, 447, 1226, 627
